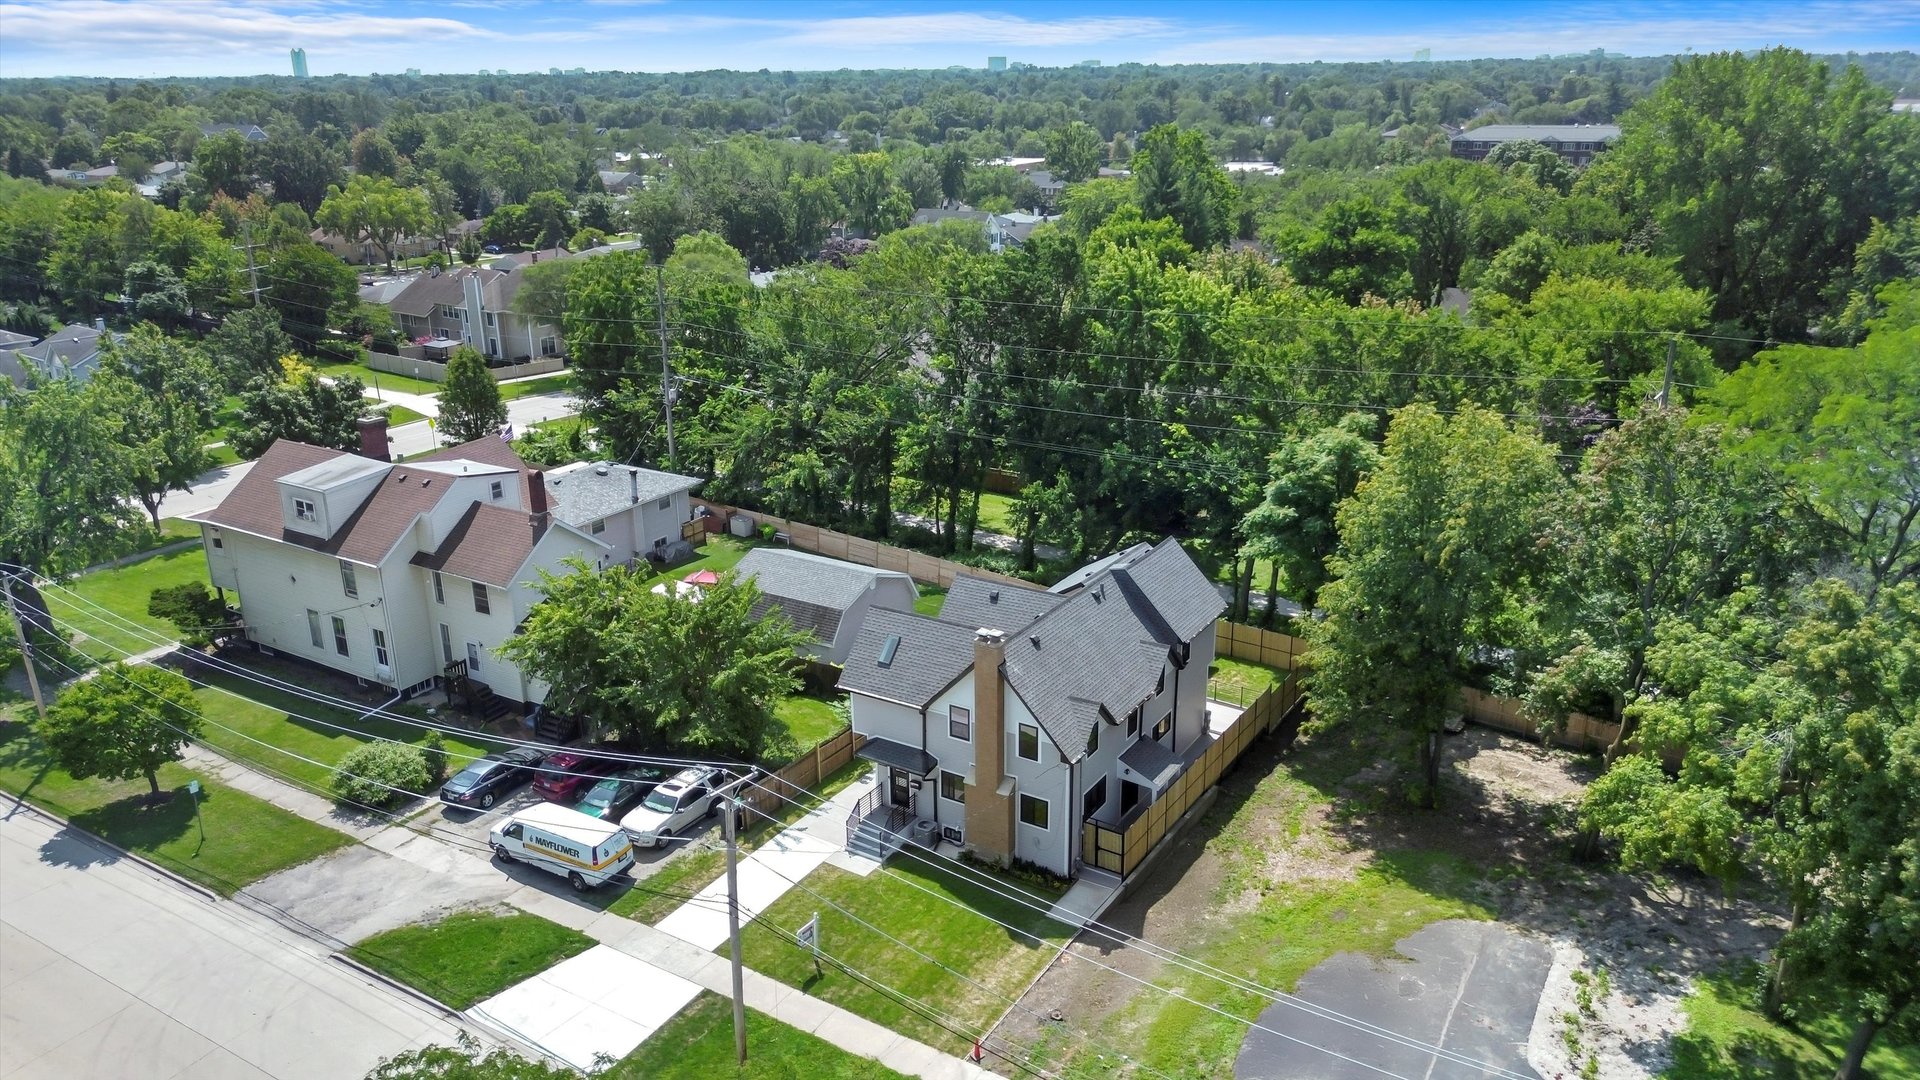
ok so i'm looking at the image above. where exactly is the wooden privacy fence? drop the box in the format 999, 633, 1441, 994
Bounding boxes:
689, 499, 1032, 590
743, 725, 863, 821
1083, 672, 1302, 879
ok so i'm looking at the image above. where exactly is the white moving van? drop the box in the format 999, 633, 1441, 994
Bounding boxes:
489, 802, 635, 892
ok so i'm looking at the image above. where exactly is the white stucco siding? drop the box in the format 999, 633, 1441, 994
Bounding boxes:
849, 693, 921, 748
1077, 714, 1128, 828
225, 532, 388, 683
1174, 623, 1217, 750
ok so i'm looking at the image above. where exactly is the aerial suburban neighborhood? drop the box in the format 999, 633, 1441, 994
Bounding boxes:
2, 4, 1917, 1080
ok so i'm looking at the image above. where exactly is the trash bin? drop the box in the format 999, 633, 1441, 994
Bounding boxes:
910, 818, 937, 849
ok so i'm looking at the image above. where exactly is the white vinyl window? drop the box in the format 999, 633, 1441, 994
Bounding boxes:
339, 560, 357, 598
331, 616, 349, 656
472, 581, 490, 614
373, 629, 389, 667
294, 498, 316, 521
307, 609, 322, 648
440, 623, 452, 664
433, 571, 444, 604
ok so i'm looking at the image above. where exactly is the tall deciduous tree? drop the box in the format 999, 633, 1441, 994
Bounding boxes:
1700, 310, 1920, 597
1278, 197, 1414, 304
1305, 403, 1562, 806
830, 152, 911, 238
0, 376, 140, 575
1045, 121, 1104, 183
501, 560, 810, 758
204, 304, 295, 391
38, 663, 203, 798
315, 174, 434, 269
437, 345, 506, 445
227, 356, 365, 458
1241, 412, 1381, 611
95, 326, 219, 526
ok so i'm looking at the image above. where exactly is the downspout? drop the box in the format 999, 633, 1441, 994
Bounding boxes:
1068, 757, 1079, 873
1169, 650, 1180, 755
920, 705, 929, 822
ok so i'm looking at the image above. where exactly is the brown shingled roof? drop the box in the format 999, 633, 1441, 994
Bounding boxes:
411, 502, 546, 587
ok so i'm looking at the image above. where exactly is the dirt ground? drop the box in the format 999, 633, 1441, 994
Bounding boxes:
995, 724, 1786, 1080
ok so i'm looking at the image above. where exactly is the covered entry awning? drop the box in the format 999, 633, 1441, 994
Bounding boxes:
856, 737, 937, 775
1119, 738, 1184, 792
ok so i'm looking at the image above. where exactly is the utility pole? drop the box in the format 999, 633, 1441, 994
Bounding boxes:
1658, 335, 1676, 407
655, 263, 676, 469
241, 220, 262, 305
716, 773, 754, 1065
2, 570, 48, 724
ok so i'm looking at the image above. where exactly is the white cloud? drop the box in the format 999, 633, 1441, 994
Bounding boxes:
0, 0, 497, 51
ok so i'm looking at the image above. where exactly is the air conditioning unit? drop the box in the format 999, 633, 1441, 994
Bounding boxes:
376, 665, 394, 685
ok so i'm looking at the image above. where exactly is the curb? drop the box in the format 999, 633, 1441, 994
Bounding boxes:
329, 951, 468, 1020
4, 796, 222, 902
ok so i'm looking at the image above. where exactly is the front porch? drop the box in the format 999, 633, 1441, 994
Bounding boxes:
841, 736, 959, 865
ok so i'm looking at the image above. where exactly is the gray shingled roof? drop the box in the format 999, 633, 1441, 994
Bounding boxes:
838, 607, 978, 708
737, 548, 914, 645
1451, 124, 1620, 143
939, 575, 1062, 631
1003, 539, 1225, 759
1048, 542, 1152, 594
543, 462, 700, 528
1120, 737, 1184, 790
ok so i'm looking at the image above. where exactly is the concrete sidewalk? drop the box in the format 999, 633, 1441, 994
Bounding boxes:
653, 773, 876, 949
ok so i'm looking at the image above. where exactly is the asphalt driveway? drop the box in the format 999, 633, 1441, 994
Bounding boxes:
1236, 920, 1548, 1080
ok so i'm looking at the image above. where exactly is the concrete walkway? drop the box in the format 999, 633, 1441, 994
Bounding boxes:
654, 773, 877, 949
166, 743, 990, 1079
467, 946, 702, 1072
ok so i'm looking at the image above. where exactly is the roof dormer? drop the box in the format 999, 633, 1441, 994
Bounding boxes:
275, 454, 392, 540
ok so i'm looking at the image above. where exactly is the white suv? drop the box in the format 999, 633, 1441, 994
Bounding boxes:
619, 767, 721, 847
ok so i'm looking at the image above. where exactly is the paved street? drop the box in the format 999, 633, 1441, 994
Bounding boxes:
0, 806, 473, 1080
161, 460, 256, 521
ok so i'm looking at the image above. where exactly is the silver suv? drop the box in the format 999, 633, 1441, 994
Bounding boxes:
618, 767, 720, 847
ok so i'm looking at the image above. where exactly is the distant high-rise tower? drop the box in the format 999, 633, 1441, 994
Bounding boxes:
1413, 48, 1431, 62
988, 56, 1007, 72
290, 48, 309, 78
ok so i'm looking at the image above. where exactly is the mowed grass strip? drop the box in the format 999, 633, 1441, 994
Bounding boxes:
1666, 964, 1920, 1080
772, 693, 842, 753
607, 991, 913, 1079
498, 373, 575, 400
734, 859, 1072, 1055
186, 666, 497, 794
41, 546, 214, 664
346, 909, 594, 1009
0, 719, 351, 896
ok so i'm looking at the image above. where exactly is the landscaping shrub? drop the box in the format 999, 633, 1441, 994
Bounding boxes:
421, 730, 448, 784
330, 741, 431, 808
147, 583, 227, 647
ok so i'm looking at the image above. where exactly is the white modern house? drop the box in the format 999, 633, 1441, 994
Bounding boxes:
733, 548, 918, 665
187, 437, 699, 712
837, 539, 1225, 877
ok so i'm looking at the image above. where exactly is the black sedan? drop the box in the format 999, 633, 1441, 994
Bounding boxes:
439, 746, 547, 810
573, 765, 675, 820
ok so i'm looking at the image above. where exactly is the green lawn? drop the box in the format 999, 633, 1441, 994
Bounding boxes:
202, 443, 244, 467
735, 858, 1072, 1055
609, 758, 873, 925
381, 404, 428, 427
1207, 656, 1285, 708
975, 491, 1018, 535
313, 361, 443, 397
913, 583, 946, 618
1665, 965, 1920, 1080
667, 536, 759, 579
0, 719, 351, 896
773, 693, 843, 752
188, 666, 496, 794
498, 373, 574, 400
346, 910, 594, 1009
609, 992, 912, 1079
43, 546, 214, 664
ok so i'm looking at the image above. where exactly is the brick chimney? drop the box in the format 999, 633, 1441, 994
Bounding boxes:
355, 415, 390, 461
527, 470, 550, 540
969, 627, 1016, 865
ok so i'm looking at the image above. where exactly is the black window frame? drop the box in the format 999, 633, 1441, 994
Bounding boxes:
940, 770, 966, 804
1152, 712, 1171, 740
1018, 793, 1049, 829
472, 581, 490, 614
949, 705, 971, 741
1084, 777, 1108, 817
1017, 722, 1039, 761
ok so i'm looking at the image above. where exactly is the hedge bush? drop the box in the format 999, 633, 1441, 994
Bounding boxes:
330, 741, 431, 809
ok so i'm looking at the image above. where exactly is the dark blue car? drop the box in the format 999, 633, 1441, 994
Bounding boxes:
439, 746, 547, 810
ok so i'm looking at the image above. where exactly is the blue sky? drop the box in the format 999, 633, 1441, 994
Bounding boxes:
1, 1, 1915, 80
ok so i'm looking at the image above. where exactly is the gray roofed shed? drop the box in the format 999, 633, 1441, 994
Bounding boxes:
737, 548, 919, 661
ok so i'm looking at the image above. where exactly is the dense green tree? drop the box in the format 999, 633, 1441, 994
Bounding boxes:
502, 560, 810, 757
315, 174, 434, 269
38, 664, 202, 798
349, 128, 401, 179
187, 130, 253, 200
0, 376, 140, 575
367, 1035, 577, 1080
95, 327, 219, 525
204, 304, 295, 391
1278, 197, 1414, 304
263, 242, 358, 346
1241, 412, 1381, 610
437, 345, 507, 445
147, 583, 227, 648
227, 358, 365, 458
1131, 124, 1236, 250
257, 133, 343, 216
1045, 120, 1104, 183
1306, 403, 1563, 806
831, 151, 911, 237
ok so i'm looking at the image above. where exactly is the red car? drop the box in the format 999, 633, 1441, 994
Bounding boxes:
529, 751, 620, 802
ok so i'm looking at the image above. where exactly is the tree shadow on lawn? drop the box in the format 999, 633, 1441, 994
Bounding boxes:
41, 786, 198, 873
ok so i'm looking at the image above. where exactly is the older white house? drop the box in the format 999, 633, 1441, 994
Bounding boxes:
187, 437, 700, 712
837, 539, 1225, 877
540, 460, 702, 567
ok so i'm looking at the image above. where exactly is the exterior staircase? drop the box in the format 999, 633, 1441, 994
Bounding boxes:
844, 789, 912, 863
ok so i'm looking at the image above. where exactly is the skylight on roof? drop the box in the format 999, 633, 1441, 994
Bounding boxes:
877, 634, 901, 667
